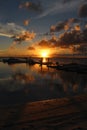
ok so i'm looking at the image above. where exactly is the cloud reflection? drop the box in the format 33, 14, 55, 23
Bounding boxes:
0, 63, 87, 98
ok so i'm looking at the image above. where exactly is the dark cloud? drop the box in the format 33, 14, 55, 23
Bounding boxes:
12, 31, 36, 44
49, 36, 58, 43
50, 18, 80, 32
73, 44, 87, 54
38, 27, 87, 51
38, 36, 57, 48
78, 3, 87, 17
83, 28, 87, 41
28, 46, 35, 50
36, 17, 87, 54
19, 1, 43, 12
50, 21, 69, 32
68, 18, 81, 23
58, 30, 83, 47
38, 39, 51, 48
56, 27, 87, 49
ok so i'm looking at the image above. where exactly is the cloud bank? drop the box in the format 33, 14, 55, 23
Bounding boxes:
50, 18, 81, 32
12, 31, 36, 44
0, 23, 25, 37
78, 3, 87, 17
0, 23, 36, 44
35, 22, 87, 54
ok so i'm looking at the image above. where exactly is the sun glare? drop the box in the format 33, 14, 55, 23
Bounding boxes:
42, 52, 47, 57
41, 50, 49, 58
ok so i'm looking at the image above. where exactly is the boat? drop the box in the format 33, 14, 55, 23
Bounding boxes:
2, 58, 26, 64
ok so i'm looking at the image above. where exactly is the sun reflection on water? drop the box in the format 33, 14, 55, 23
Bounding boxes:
43, 58, 47, 63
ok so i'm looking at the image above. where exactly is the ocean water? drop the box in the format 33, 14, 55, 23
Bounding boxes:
0, 58, 87, 105
48, 57, 87, 65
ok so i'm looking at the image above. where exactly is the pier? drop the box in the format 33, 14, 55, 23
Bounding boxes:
0, 56, 87, 74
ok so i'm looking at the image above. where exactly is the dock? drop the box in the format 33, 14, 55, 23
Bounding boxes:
1, 57, 87, 73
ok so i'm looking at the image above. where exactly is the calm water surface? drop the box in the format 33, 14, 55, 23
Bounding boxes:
0, 59, 87, 105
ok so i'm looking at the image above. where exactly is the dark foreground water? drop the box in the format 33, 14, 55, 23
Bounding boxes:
0, 58, 87, 105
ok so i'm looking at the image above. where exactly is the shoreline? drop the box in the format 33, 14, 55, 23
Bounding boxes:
0, 94, 87, 130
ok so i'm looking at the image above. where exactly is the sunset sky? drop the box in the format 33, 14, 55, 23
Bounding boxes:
0, 0, 87, 56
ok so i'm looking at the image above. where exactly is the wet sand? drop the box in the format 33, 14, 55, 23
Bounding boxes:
0, 94, 87, 130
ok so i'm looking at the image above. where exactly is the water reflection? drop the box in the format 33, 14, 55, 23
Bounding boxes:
43, 58, 47, 63
58, 71, 87, 94
0, 62, 87, 104
12, 71, 35, 83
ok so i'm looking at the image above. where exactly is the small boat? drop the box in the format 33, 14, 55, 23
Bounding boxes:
3, 58, 26, 64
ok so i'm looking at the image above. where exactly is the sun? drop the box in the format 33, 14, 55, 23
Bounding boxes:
41, 50, 49, 58
41, 51, 47, 57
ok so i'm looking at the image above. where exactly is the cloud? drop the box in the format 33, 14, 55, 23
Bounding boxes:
0, 33, 12, 38
68, 18, 81, 23
38, 39, 51, 48
85, 24, 87, 28
19, 1, 43, 12
28, 46, 35, 50
0, 23, 25, 38
50, 21, 69, 32
12, 72, 35, 83
37, 25, 87, 52
0, 22, 36, 44
12, 31, 36, 44
73, 44, 87, 54
58, 30, 82, 47
50, 18, 81, 32
33, 16, 87, 54
83, 28, 87, 41
56, 26, 87, 49
38, 36, 57, 48
34, 0, 81, 19
78, 3, 87, 17
74, 25, 81, 31
23, 19, 30, 26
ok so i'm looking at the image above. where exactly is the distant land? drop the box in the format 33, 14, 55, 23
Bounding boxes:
0, 54, 87, 59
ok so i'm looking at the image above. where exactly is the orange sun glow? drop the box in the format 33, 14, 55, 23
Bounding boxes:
40, 50, 49, 58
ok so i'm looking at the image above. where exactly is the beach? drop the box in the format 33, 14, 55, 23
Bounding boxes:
0, 94, 87, 130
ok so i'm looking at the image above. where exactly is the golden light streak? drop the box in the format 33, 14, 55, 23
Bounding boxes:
43, 58, 47, 62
